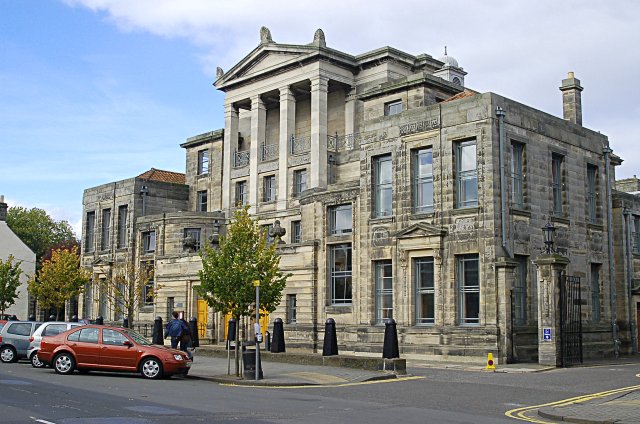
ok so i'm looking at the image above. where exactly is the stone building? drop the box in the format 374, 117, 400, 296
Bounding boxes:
79, 28, 634, 364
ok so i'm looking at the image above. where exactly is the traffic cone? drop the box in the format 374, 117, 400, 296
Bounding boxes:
486, 352, 496, 371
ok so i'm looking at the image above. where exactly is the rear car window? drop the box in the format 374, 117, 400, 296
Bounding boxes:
78, 328, 99, 344
7, 323, 32, 336
43, 324, 68, 336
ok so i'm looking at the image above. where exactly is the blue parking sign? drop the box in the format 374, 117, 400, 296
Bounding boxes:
543, 328, 552, 341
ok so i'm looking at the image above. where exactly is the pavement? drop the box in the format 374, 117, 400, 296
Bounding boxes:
185, 345, 640, 422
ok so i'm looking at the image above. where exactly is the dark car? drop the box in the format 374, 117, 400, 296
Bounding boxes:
38, 325, 191, 379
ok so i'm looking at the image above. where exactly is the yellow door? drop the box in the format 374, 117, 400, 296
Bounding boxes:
223, 313, 233, 340
197, 299, 208, 339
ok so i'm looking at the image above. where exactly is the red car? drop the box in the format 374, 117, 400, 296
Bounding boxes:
38, 325, 191, 379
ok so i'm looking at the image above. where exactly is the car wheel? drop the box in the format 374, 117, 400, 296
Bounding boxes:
0, 346, 17, 363
53, 352, 75, 375
30, 352, 45, 368
140, 357, 163, 379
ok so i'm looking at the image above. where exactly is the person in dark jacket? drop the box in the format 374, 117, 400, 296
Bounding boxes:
164, 311, 184, 349
179, 318, 193, 359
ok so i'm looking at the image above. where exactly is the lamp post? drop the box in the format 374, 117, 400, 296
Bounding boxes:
542, 221, 556, 254
253, 279, 261, 381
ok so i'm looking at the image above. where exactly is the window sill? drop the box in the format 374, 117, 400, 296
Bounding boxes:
451, 207, 480, 216
511, 208, 531, 218
196, 173, 209, 178
325, 305, 352, 314
369, 216, 395, 224
551, 215, 571, 226
587, 223, 604, 231
411, 212, 435, 220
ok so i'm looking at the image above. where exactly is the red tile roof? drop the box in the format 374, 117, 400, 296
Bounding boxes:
442, 89, 478, 103
137, 168, 186, 184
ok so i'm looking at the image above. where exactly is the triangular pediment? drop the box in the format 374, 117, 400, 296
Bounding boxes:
91, 258, 113, 267
216, 45, 316, 89
395, 222, 446, 239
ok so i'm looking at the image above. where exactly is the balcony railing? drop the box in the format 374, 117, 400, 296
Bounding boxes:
233, 149, 249, 168
328, 132, 361, 152
261, 143, 279, 161
290, 134, 310, 155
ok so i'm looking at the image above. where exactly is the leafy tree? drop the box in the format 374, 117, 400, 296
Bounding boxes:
28, 246, 89, 320
0, 255, 23, 315
197, 207, 290, 376
6, 206, 77, 268
94, 259, 157, 328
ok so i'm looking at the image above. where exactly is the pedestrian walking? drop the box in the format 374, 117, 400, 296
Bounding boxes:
164, 311, 184, 349
180, 318, 193, 359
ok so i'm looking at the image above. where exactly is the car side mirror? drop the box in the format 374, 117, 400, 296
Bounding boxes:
123, 340, 133, 348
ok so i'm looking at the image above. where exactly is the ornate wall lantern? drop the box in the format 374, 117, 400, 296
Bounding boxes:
542, 221, 556, 254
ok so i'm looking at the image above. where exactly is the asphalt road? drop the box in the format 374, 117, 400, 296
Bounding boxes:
1, 359, 639, 424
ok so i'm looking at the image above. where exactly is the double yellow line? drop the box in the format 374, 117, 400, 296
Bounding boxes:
505, 379, 640, 423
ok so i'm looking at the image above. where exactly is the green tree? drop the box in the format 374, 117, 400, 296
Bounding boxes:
95, 259, 157, 328
6, 206, 76, 268
0, 255, 23, 315
28, 246, 89, 320
197, 207, 290, 376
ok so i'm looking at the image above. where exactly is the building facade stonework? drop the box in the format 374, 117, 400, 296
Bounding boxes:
79, 28, 637, 364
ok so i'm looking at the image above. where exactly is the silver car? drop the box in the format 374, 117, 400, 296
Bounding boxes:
0, 321, 43, 363
27, 321, 85, 368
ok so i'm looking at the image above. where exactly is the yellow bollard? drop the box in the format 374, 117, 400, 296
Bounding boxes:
486, 352, 496, 371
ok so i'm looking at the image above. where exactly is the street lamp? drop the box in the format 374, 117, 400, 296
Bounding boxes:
542, 221, 556, 254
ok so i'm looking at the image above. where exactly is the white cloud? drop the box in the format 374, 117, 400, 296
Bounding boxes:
58, 0, 640, 179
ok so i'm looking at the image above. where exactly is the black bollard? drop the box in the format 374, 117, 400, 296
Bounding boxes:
123, 316, 129, 328
322, 318, 339, 356
189, 317, 199, 348
152, 316, 164, 345
270, 318, 286, 353
382, 318, 399, 359
49, 314, 56, 322
226, 318, 236, 350
264, 330, 271, 351
95, 316, 104, 325
71, 315, 78, 323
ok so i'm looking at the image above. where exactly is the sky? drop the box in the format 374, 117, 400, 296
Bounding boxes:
1, 0, 639, 236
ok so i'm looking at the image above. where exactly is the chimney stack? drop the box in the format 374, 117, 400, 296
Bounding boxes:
0, 195, 7, 221
559, 71, 583, 125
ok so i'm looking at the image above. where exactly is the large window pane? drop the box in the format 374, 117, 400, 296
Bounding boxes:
456, 141, 478, 208
374, 155, 393, 217
330, 204, 352, 235
511, 142, 524, 209
458, 255, 480, 324
375, 261, 393, 324
413, 148, 433, 213
330, 244, 352, 304
415, 258, 435, 325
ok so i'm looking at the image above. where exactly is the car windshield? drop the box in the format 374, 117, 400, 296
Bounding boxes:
121, 328, 153, 346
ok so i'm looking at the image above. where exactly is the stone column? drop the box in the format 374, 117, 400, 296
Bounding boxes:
222, 103, 239, 212
344, 86, 356, 137
559, 72, 583, 126
494, 259, 517, 364
278, 86, 295, 211
534, 254, 570, 367
310, 75, 329, 188
250, 95, 266, 212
